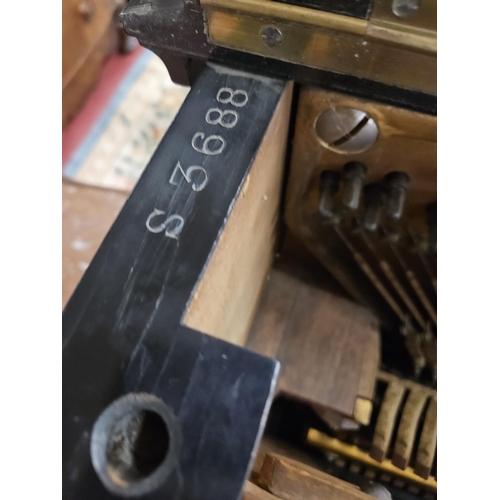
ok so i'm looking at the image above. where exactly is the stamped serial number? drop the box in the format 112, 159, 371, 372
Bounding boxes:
145, 87, 249, 239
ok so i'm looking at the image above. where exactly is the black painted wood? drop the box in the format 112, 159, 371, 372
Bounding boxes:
62, 66, 283, 499
121, 0, 436, 115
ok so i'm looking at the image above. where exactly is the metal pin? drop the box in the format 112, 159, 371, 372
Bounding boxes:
342, 162, 367, 210
319, 170, 340, 218
362, 184, 386, 232
384, 172, 410, 220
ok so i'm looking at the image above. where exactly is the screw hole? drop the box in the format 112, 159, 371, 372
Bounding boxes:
392, 0, 420, 18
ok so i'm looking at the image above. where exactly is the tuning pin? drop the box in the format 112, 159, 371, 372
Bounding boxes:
318, 170, 340, 218
426, 203, 437, 252
361, 184, 385, 232
342, 162, 367, 210
400, 316, 426, 378
383, 172, 410, 220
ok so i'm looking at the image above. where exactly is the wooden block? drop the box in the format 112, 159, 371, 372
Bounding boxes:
370, 381, 406, 462
414, 397, 437, 479
246, 262, 380, 423
183, 83, 293, 346
258, 453, 373, 500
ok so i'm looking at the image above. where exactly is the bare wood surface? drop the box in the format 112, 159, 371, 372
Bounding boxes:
258, 453, 373, 500
183, 83, 293, 346
62, 0, 118, 127
244, 482, 281, 500
246, 260, 380, 422
252, 435, 324, 481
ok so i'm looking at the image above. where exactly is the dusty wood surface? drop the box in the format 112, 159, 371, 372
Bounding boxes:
258, 453, 373, 500
246, 259, 380, 422
183, 83, 293, 346
62, 179, 128, 307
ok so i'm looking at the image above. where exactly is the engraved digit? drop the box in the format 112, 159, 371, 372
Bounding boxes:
146, 209, 185, 239
191, 132, 226, 155
205, 108, 238, 129
164, 215, 184, 239
216, 87, 249, 108
169, 162, 208, 192
146, 208, 167, 233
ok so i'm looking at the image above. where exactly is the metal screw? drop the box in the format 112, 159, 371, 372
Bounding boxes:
260, 26, 283, 48
315, 107, 378, 154
384, 171, 410, 220
342, 162, 367, 210
361, 184, 385, 232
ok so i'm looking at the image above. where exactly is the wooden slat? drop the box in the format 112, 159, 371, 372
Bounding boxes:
183, 83, 293, 346
258, 453, 373, 500
370, 381, 406, 462
414, 396, 437, 479
392, 388, 429, 470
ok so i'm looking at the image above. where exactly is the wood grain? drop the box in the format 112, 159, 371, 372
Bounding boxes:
183, 82, 293, 346
258, 453, 373, 500
246, 261, 380, 422
62, 0, 119, 127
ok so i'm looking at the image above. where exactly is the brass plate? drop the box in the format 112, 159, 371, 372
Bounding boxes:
201, 0, 436, 94
284, 86, 436, 327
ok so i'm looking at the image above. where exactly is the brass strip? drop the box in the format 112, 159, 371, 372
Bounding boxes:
406, 270, 437, 324
392, 388, 428, 470
370, 381, 406, 462
201, 0, 436, 94
202, 0, 368, 35
415, 396, 437, 479
307, 429, 437, 490
380, 261, 426, 328
353, 252, 406, 321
